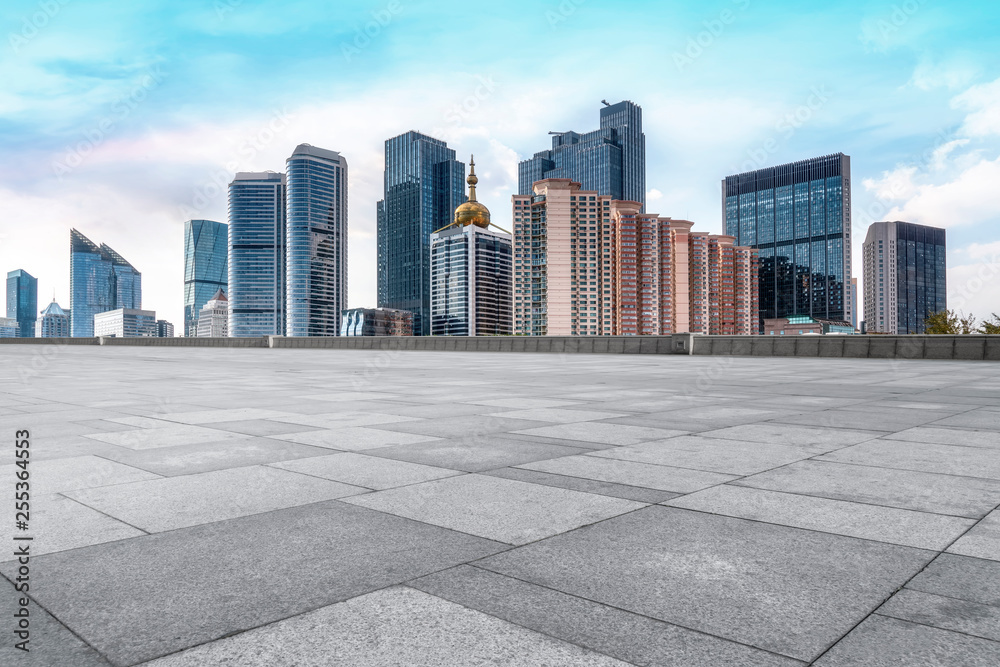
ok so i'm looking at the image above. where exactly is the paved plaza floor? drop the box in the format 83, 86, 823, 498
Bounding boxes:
1, 346, 999, 666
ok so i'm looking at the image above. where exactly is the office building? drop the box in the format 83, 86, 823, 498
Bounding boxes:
184, 220, 228, 337
519, 100, 645, 208
513, 179, 757, 336
863, 221, 946, 334
850, 278, 859, 330
70, 229, 141, 337
340, 308, 414, 337
286, 144, 348, 337
6, 269, 38, 337
722, 153, 852, 330
0, 318, 18, 338
93, 308, 157, 338
378, 132, 466, 335
35, 300, 70, 338
156, 320, 175, 338
430, 158, 513, 336
197, 289, 229, 337
764, 316, 856, 336
228, 172, 286, 337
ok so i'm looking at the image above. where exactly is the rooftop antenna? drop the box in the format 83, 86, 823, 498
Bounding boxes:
601, 100, 611, 107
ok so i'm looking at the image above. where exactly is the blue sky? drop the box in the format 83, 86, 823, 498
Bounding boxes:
2, 0, 999, 328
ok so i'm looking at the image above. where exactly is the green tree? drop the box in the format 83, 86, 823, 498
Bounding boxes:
980, 313, 1000, 335
924, 310, 979, 335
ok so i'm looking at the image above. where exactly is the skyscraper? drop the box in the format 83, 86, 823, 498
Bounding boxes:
518, 100, 646, 208
6, 269, 37, 338
430, 158, 513, 336
197, 289, 229, 337
513, 179, 757, 336
378, 132, 466, 335
722, 153, 852, 329
70, 229, 141, 337
286, 144, 348, 337
863, 221, 946, 334
94, 308, 157, 337
228, 172, 286, 337
184, 220, 228, 337
35, 300, 70, 338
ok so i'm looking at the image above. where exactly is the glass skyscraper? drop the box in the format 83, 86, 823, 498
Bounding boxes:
722, 153, 853, 328
183, 219, 228, 337
286, 144, 348, 337
377, 132, 466, 335
863, 221, 946, 334
228, 172, 286, 337
69, 229, 141, 337
518, 100, 646, 208
6, 269, 37, 338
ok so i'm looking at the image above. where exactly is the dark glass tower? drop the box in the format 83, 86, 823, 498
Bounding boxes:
377, 132, 466, 335
518, 100, 645, 208
722, 153, 853, 328
6, 269, 37, 338
183, 220, 228, 337
228, 172, 286, 337
286, 144, 348, 337
69, 229, 141, 337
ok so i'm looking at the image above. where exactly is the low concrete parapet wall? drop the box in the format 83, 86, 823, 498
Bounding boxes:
1, 334, 998, 360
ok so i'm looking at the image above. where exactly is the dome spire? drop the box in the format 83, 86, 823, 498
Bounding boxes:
467, 155, 478, 202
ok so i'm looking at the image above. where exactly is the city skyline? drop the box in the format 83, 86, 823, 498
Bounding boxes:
2, 1, 999, 329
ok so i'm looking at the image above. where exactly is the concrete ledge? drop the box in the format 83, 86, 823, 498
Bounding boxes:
843, 337, 871, 358
0, 337, 99, 345
818, 337, 845, 358
895, 336, 926, 360
987, 337, 1000, 361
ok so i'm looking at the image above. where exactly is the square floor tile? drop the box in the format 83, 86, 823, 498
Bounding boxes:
884, 426, 1000, 450
878, 589, 1000, 642
83, 424, 248, 450
0, 455, 160, 495
271, 453, 462, 490
819, 440, 1000, 480
590, 435, 814, 476
701, 423, 883, 451
366, 436, 590, 472
343, 474, 645, 545
269, 427, 441, 451
907, 554, 1000, 607
948, 510, 1000, 561
373, 415, 545, 439
519, 454, 736, 493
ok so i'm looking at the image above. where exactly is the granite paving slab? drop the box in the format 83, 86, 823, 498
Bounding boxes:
371, 415, 545, 439
700, 423, 883, 450
883, 426, 1000, 450
486, 408, 628, 423
907, 554, 1000, 607
196, 419, 326, 436
513, 422, 686, 446
878, 588, 1000, 642
464, 397, 583, 409
0, 502, 506, 666
155, 408, 299, 425
365, 435, 591, 472
948, 510, 1000, 561
343, 473, 645, 545
271, 452, 463, 489
65, 465, 368, 532
0, 455, 160, 495
477, 506, 933, 662
482, 466, 681, 503
268, 426, 442, 451
932, 408, 1000, 430
818, 440, 1000, 480
518, 454, 736, 493
83, 424, 248, 450
589, 435, 815, 475
772, 408, 955, 432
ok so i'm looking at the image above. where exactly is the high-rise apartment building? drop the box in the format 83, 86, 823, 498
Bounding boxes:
228, 172, 286, 337
377, 132, 466, 335
722, 153, 852, 329
430, 159, 513, 336
184, 220, 228, 337
70, 229, 141, 337
340, 308, 414, 336
863, 221, 946, 334
197, 289, 229, 337
286, 144, 348, 337
6, 269, 37, 338
94, 308, 157, 338
513, 179, 757, 336
35, 300, 70, 338
519, 101, 646, 208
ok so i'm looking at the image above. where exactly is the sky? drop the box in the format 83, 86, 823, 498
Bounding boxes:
2, 0, 999, 329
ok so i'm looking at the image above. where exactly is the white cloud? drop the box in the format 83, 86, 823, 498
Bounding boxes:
647, 188, 663, 202
953, 77, 1000, 137
876, 156, 1000, 228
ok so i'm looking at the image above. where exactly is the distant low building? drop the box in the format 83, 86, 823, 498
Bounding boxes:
93, 308, 157, 338
197, 289, 229, 337
0, 317, 19, 338
156, 320, 175, 338
764, 316, 855, 336
35, 300, 71, 338
341, 308, 413, 336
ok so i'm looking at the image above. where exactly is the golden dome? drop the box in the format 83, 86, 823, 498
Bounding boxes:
453, 156, 491, 228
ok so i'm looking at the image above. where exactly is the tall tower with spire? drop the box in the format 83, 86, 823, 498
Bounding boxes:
429, 157, 513, 336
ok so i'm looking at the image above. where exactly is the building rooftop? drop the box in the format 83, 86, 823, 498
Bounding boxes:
1, 348, 998, 665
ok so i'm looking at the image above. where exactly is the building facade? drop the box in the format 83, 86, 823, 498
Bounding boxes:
377, 132, 466, 335
340, 308, 414, 336
156, 320, 175, 338
863, 221, 947, 334
0, 318, 18, 338
513, 179, 757, 336
6, 269, 38, 337
35, 300, 70, 338
286, 144, 348, 337
429, 159, 512, 336
228, 172, 286, 337
722, 153, 852, 330
93, 308, 157, 338
70, 229, 141, 337
184, 219, 228, 337
197, 289, 229, 337
518, 101, 645, 208
764, 316, 856, 336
